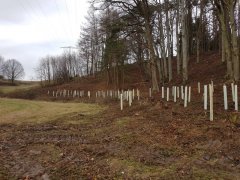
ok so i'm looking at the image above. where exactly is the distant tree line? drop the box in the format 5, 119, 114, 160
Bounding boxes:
37, 0, 240, 91
0, 56, 25, 84
36, 52, 82, 86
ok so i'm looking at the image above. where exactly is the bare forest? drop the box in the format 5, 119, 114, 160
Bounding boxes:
36, 0, 240, 90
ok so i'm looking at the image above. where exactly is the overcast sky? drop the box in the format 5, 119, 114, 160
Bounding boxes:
0, 0, 89, 80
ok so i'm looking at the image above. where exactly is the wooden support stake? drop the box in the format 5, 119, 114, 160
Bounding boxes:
223, 84, 228, 110
184, 86, 188, 107
188, 86, 191, 102
198, 82, 200, 94
138, 90, 140, 100
174, 86, 177, 102
204, 85, 208, 110
231, 83, 235, 102
181, 86, 184, 100
120, 94, 123, 111
167, 87, 169, 101
129, 91, 132, 107
133, 89, 135, 100
137, 89, 140, 101
162, 87, 164, 99
209, 84, 213, 121
235, 85, 238, 111
211, 80, 214, 92
177, 87, 180, 98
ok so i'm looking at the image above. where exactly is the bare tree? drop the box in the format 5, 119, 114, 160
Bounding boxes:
36, 56, 51, 85
34, 0, 239, 86
181, 0, 189, 83
0, 55, 4, 78
211, 0, 239, 80
164, 0, 173, 82
2, 59, 25, 83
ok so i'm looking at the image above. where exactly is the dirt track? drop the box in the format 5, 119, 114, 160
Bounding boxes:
1, 93, 240, 179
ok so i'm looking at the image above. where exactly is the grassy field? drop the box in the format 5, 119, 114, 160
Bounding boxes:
0, 98, 105, 124
0, 83, 39, 94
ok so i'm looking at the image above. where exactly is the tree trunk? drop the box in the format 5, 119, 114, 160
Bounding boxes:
196, 38, 200, 63
145, 24, 159, 91
221, 32, 225, 62
165, 0, 172, 82
217, 4, 233, 79
238, 2, 240, 53
154, 45, 163, 83
196, 0, 203, 63
187, 0, 193, 55
140, 0, 159, 91
230, 1, 239, 81
176, 0, 181, 75
158, 13, 168, 80
181, 0, 188, 83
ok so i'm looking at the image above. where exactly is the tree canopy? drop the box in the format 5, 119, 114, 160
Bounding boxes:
2, 59, 25, 83
36, 0, 240, 88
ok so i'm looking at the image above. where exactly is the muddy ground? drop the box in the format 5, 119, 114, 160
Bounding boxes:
1, 85, 240, 180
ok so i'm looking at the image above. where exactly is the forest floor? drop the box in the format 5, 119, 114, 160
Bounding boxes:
0, 87, 240, 179
1, 52, 240, 179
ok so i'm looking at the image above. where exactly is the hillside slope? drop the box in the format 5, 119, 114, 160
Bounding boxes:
1, 52, 227, 100
48, 52, 226, 91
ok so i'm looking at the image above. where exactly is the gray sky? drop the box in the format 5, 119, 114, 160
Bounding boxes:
0, 0, 89, 80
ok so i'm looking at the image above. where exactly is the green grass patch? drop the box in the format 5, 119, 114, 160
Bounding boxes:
192, 166, 238, 179
116, 117, 132, 126
27, 144, 62, 163
109, 158, 176, 178
0, 98, 105, 125
0, 83, 39, 94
